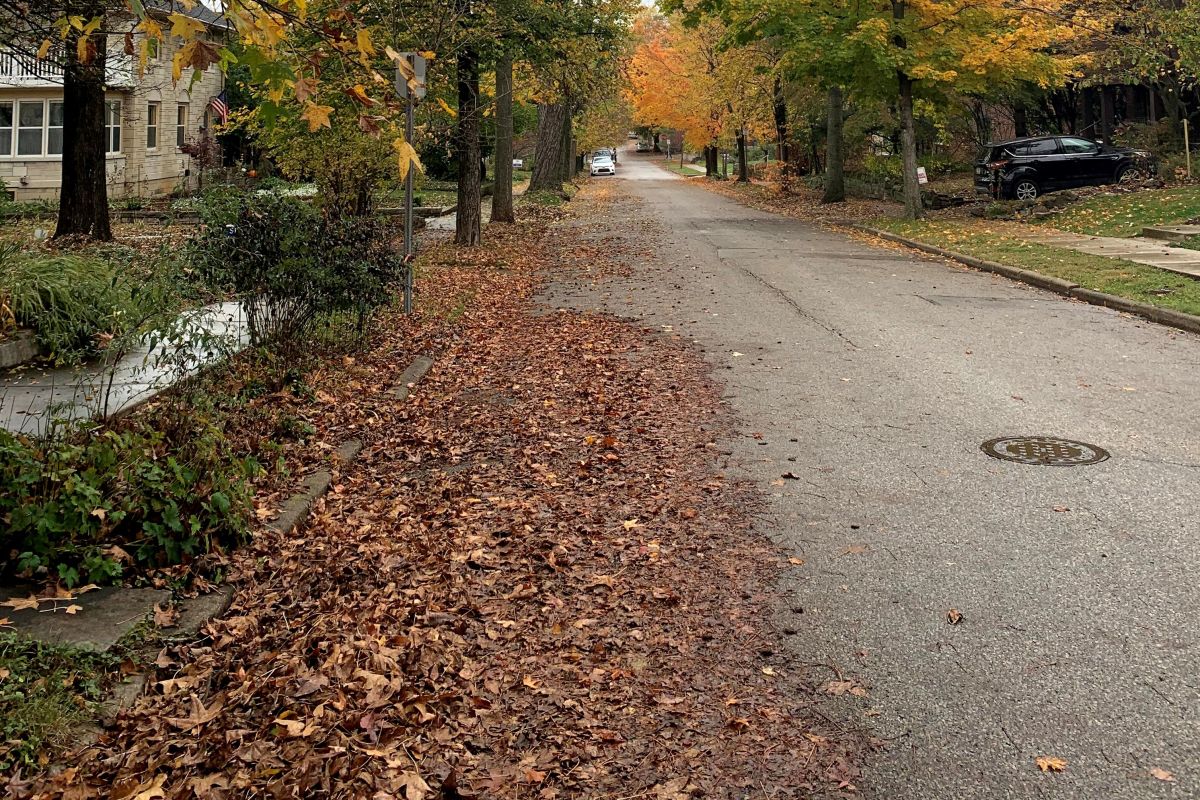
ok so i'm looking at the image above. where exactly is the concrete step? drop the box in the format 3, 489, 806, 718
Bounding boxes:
1141, 224, 1200, 242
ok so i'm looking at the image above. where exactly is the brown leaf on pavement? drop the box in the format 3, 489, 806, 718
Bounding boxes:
1036, 756, 1068, 772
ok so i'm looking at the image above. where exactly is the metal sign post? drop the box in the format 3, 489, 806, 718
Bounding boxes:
396, 53, 427, 315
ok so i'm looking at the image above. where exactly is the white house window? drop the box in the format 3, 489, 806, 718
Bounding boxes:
146, 102, 159, 150
17, 101, 44, 156
176, 104, 188, 147
0, 102, 11, 156
47, 101, 64, 155
105, 100, 122, 154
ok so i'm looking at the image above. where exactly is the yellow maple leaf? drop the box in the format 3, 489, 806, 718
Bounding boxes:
392, 138, 423, 180
345, 83, 374, 106
137, 18, 165, 41
301, 102, 334, 131
168, 12, 206, 40
356, 29, 375, 57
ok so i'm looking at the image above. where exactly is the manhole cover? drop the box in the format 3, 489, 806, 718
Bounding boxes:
981, 436, 1110, 466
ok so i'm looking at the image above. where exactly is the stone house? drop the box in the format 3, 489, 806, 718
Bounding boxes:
0, 2, 228, 201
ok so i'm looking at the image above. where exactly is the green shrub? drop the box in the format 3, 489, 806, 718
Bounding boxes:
0, 414, 257, 587
191, 191, 403, 349
0, 245, 144, 364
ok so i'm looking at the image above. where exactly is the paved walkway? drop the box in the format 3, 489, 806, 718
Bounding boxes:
0, 301, 249, 436
1023, 228, 1200, 278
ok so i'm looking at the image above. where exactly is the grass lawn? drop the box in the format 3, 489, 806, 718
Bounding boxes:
0, 634, 118, 772
1041, 186, 1200, 237
874, 217, 1200, 317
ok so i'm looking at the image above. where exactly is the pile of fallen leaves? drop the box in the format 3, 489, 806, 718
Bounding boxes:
15, 186, 866, 799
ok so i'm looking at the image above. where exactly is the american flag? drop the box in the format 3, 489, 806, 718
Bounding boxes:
208, 91, 229, 125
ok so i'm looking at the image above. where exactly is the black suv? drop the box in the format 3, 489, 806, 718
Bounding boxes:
974, 136, 1154, 200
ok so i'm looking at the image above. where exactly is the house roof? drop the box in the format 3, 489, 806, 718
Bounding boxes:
145, 0, 232, 31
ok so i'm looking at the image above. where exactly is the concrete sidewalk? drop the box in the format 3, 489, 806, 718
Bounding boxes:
0, 301, 250, 436
1023, 228, 1200, 278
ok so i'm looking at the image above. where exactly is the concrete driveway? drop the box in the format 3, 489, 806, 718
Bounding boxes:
549, 152, 1200, 798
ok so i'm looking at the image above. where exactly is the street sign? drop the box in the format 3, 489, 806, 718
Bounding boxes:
395, 53, 428, 101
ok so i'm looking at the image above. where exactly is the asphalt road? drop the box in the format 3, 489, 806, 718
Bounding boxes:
549, 152, 1200, 798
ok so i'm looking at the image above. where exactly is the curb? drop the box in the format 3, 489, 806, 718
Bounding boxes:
391, 354, 435, 401
846, 223, 1200, 337
0, 330, 38, 369
268, 353, 434, 535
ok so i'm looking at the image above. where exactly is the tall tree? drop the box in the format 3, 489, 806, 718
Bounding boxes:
455, 45, 482, 245
56, 2, 112, 239
821, 86, 844, 203
491, 52, 515, 222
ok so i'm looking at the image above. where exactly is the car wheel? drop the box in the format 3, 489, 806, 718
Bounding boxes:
1116, 164, 1144, 184
1012, 179, 1039, 201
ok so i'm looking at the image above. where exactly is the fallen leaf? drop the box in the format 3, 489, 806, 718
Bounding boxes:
947, 609, 963, 625
1149, 768, 1175, 782
787, 557, 805, 566
1052, 506, 1070, 513
64, 604, 83, 615
841, 544, 869, 556
154, 603, 179, 628
1036, 756, 1067, 772
132, 774, 167, 800
621, 518, 643, 530
780, 471, 800, 480
2, 595, 40, 611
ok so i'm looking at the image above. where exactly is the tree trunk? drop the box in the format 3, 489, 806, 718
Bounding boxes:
455, 46, 482, 246
736, 127, 748, 182
822, 85, 845, 204
491, 54, 515, 223
1100, 85, 1115, 144
773, 76, 789, 164
529, 103, 567, 192
1014, 104, 1028, 137
898, 73, 921, 218
1082, 87, 1096, 136
892, 0, 921, 219
560, 109, 574, 179
55, 12, 111, 241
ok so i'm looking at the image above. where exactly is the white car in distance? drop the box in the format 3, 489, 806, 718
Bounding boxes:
590, 155, 615, 176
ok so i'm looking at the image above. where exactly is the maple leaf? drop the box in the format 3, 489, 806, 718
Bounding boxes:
154, 603, 179, 627
301, 103, 334, 131
167, 11, 205, 39
293, 76, 318, 103
131, 774, 166, 800
2, 595, 40, 611
622, 518, 644, 530
166, 694, 225, 731
1036, 756, 1067, 772
345, 83, 375, 106
398, 771, 431, 799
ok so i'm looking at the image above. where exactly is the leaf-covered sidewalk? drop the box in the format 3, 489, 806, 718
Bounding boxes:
21, 190, 865, 799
